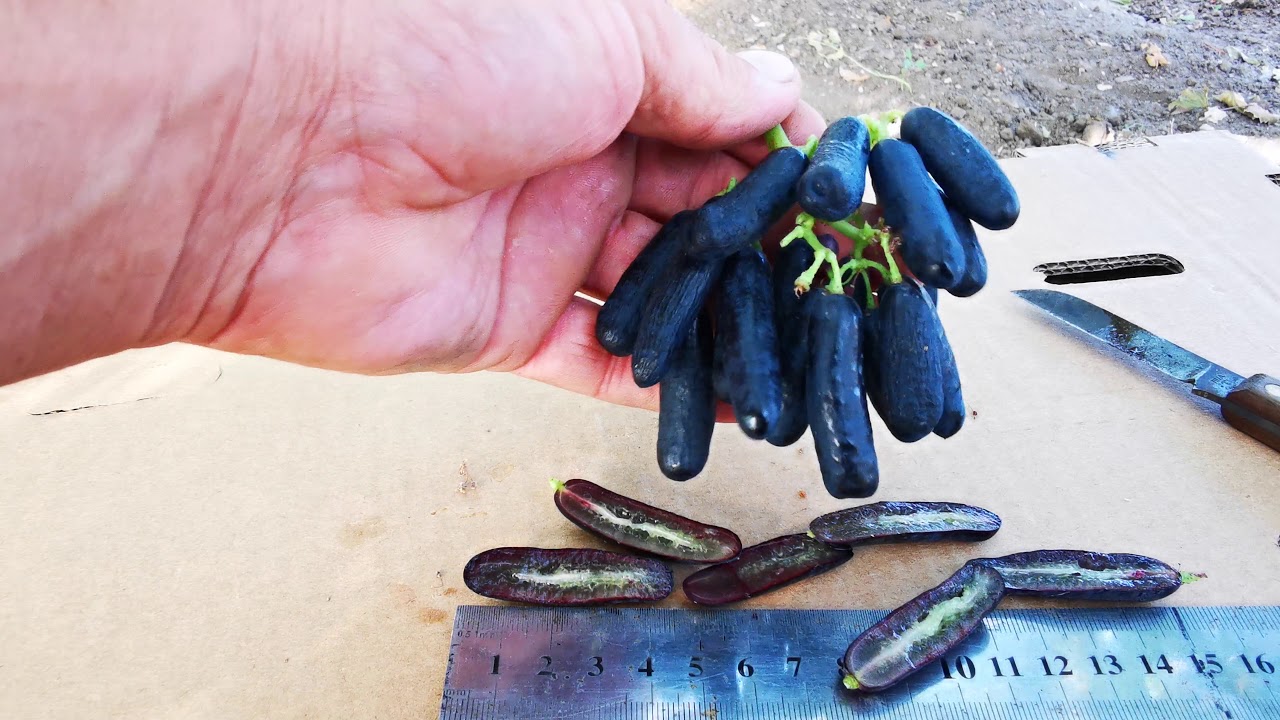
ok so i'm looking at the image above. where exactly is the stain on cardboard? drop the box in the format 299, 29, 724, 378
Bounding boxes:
388, 583, 418, 607
443, 588, 458, 596
417, 608, 448, 624
341, 517, 387, 547
492, 462, 518, 482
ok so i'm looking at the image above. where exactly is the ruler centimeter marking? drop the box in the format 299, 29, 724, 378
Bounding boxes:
439, 605, 1280, 719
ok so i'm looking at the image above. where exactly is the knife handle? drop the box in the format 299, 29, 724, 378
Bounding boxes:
1220, 374, 1280, 453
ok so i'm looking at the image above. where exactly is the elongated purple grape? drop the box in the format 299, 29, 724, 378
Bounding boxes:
550, 479, 741, 563
968, 550, 1185, 602
656, 310, 716, 481
932, 305, 966, 439
463, 547, 673, 606
631, 253, 723, 388
796, 116, 871, 222
687, 146, 808, 261
682, 534, 852, 606
810, 501, 1000, 546
595, 210, 696, 356
900, 107, 1020, 231
716, 248, 783, 439
766, 238, 817, 447
841, 563, 1005, 692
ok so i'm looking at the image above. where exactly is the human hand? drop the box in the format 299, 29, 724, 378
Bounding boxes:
187, 0, 826, 412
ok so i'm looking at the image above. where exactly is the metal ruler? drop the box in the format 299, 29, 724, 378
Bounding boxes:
438, 604, 1280, 719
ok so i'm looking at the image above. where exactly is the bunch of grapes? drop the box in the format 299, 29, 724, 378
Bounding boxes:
595, 107, 1020, 499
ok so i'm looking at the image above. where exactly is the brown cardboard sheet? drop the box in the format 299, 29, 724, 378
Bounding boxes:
2, 130, 1279, 718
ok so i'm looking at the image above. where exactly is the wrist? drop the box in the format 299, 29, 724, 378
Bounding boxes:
0, 1, 346, 384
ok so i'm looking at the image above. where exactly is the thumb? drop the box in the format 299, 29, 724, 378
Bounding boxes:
624, 2, 803, 149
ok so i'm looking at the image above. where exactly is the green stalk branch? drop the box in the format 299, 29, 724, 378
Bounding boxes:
879, 234, 903, 285
840, 258, 889, 279
830, 219, 876, 245
765, 125, 792, 151
795, 253, 827, 293
824, 250, 845, 294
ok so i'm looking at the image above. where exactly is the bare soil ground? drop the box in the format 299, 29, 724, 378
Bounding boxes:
676, 0, 1280, 157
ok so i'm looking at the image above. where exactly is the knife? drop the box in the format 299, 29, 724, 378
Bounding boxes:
1013, 288, 1280, 453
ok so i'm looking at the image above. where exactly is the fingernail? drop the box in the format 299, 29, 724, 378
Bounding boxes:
737, 50, 798, 86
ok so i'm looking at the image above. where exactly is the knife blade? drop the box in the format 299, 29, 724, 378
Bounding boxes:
1013, 288, 1280, 453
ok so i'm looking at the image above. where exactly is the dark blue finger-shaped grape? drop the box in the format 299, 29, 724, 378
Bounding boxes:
797, 117, 871, 222
942, 195, 989, 298
717, 248, 783, 439
864, 280, 946, 443
806, 290, 879, 499
682, 534, 853, 606
969, 550, 1185, 602
933, 307, 966, 439
711, 317, 732, 404
868, 139, 966, 289
463, 547, 673, 606
657, 310, 716, 480
687, 146, 808, 261
811, 501, 1000, 546
552, 478, 741, 562
631, 253, 723, 387
595, 211, 696, 356
900, 107, 1020, 231
766, 240, 817, 447
841, 563, 1005, 692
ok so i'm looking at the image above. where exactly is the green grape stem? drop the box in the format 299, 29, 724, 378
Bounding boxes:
858, 109, 905, 148
878, 232, 903, 284
779, 225, 807, 249
765, 125, 792, 151
795, 252, 827, 293
823, 249, 844, 294
830, 219, 877, 247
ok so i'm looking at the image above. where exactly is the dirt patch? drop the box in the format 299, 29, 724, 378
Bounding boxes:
417, 608, 448, 624
679, 0, 1280, 156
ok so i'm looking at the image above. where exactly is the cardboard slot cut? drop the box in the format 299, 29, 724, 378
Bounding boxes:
1032, 253, 1184, 285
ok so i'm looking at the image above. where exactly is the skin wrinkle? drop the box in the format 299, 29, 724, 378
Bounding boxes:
434, 189, 517, 374
591, 330, 636, 405
581, 206, 645, 299
204, 81, 341, 348
198, 4, 358, 347
150, 31, 262, 344
158, 3, 353, 346
378, 6, 472, 204
481, 154, 624, 371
